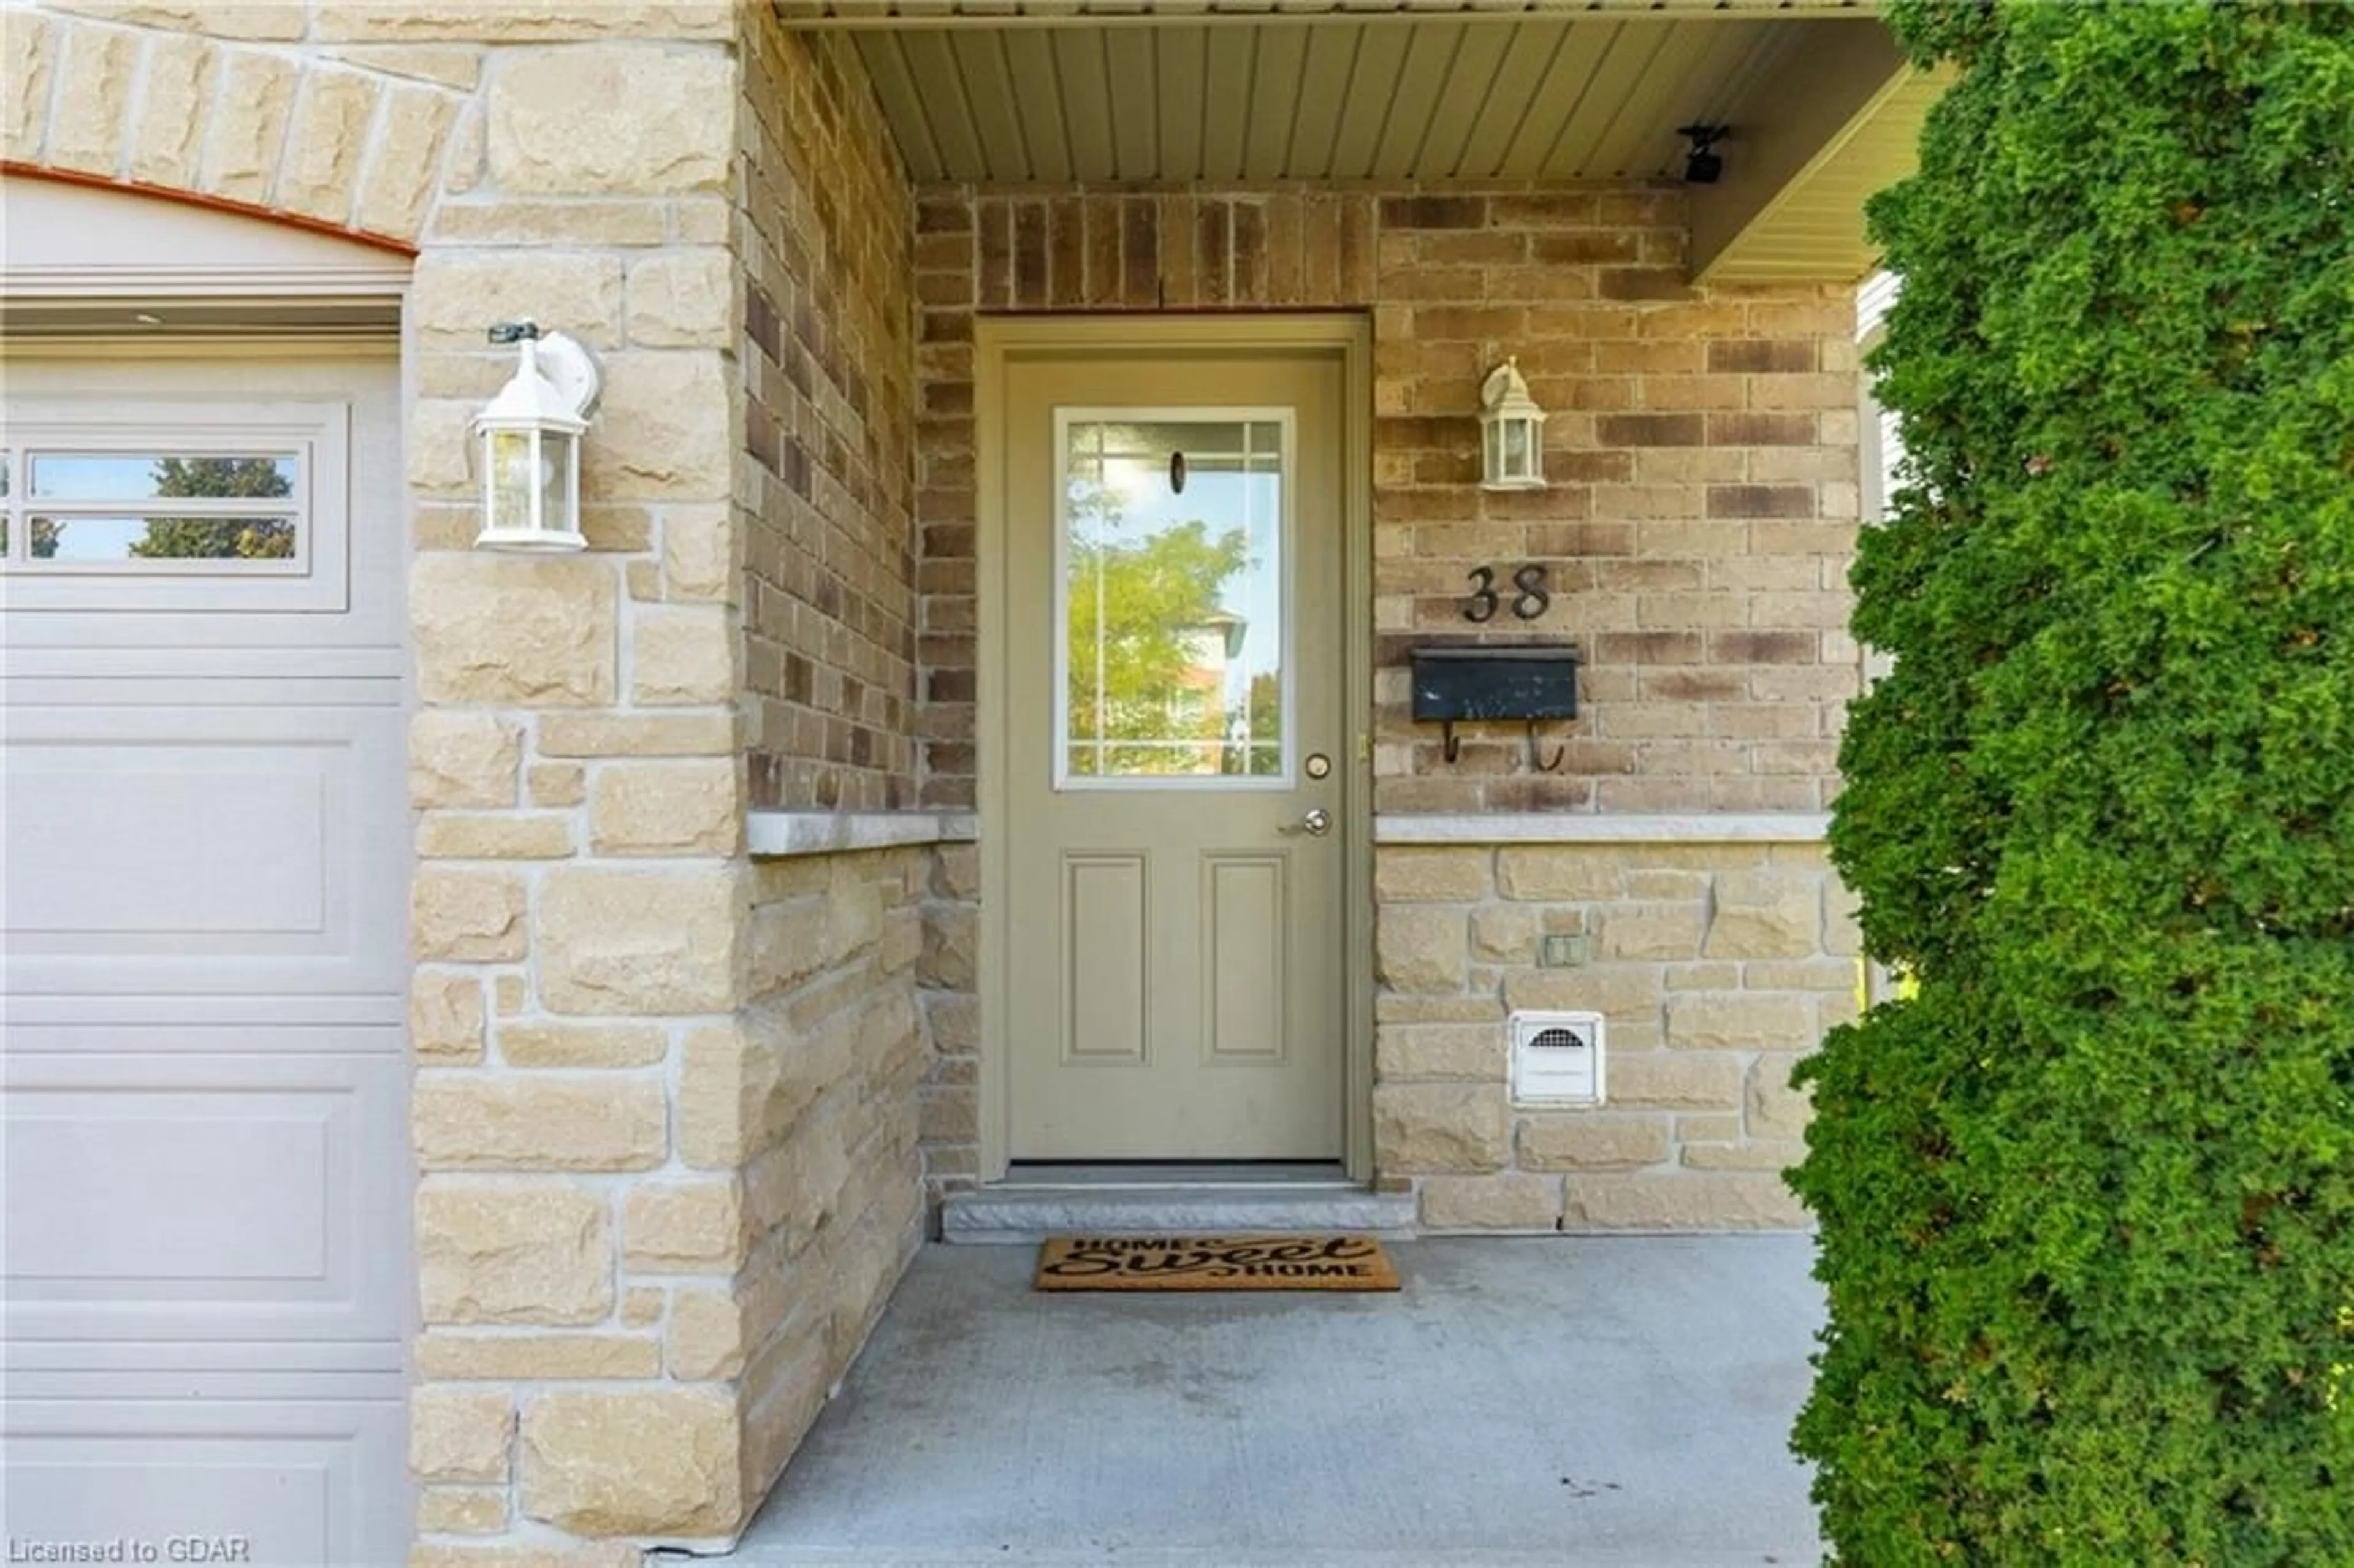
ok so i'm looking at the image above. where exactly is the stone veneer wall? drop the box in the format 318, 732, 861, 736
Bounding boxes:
916, 840, 983, 1186
910, 188, 1864, 1217
4, 2, 922, 1561
724, 0, 927, 1532
1377, 840, 1857, 1230
688, 846, 926, 1507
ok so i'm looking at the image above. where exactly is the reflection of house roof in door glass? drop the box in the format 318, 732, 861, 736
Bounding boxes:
1194, 611, 1249, 660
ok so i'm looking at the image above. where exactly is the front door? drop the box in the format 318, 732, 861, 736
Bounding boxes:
1003, 348, 1347, 1160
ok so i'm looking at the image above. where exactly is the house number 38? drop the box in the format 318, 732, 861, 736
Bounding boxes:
1464, 563, 1550, 623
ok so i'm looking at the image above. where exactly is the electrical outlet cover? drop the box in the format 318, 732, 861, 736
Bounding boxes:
1539, 932, 1589, 968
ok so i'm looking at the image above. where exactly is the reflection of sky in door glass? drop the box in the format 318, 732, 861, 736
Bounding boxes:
1063, 417, 1286, 777
1093, 463, 1281, 685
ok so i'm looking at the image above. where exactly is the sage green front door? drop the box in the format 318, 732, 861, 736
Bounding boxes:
1003, 349, 1346, 1160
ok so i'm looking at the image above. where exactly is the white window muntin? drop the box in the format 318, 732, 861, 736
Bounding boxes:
9, 438, 311, 576
0, 400, 349, 614
1052, 405, 1298, 793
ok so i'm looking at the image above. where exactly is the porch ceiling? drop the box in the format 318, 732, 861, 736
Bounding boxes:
777, 4, 1891, 189
1691, 55, 1949, 282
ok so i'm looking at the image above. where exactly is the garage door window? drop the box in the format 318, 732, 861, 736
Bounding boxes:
2, 401, 349, 612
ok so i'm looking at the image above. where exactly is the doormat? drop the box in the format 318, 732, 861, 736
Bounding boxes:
1035, 1235, 1400, 1292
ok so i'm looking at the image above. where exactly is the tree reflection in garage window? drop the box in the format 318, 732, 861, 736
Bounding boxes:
22, 453, 298, 563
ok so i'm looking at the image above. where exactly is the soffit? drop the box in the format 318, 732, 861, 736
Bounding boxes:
1695, 58, 1949, 282
779, 6, 1879, 186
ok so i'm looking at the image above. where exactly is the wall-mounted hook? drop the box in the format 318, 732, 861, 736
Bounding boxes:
1526, 720, 1564, 772
1441, 721, 1462, 764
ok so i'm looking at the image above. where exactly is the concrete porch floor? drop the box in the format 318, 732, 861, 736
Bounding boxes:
714, 1235, 1824, 1567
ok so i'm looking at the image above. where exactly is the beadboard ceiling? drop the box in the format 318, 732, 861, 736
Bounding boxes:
774, 3, 1928, 281
777, 7, 1880, 187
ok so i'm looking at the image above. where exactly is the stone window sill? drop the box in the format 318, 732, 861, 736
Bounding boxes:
1373, 812, 1829, 845
747, 810, 979, 859
745, 811, 1827, 856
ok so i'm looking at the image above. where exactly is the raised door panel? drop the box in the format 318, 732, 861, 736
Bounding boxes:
1202, 853, 1287, 1062
1061, 854, 1149, 1064
2, 1051, 408, 1349
2, 1401, 406, 1567
2, 701, 406, 995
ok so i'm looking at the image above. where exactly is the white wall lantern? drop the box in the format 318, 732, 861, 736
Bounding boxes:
473, 321, 601, 552
1479, 357, 1547, 492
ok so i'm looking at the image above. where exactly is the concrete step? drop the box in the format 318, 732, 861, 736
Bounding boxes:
940, 1184, 1418, 1244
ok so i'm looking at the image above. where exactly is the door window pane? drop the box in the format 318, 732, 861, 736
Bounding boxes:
1059, 414, 1287, 783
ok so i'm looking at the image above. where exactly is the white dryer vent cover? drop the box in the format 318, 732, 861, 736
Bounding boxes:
1510, 1011, 1605, 1106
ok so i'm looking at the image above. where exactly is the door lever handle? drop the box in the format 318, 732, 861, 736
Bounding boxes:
1280, 807, 1333, 837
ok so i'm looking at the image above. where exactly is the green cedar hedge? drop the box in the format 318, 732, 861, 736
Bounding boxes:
1789, 2, 2354, 1561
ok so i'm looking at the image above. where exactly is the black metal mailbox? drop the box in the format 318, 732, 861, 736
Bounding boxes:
1411, 645, 1579, 723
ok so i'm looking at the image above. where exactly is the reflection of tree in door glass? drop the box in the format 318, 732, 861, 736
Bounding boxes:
1064, 419, 1286, 778
1230, 671, 1281, 775
1065, 475, 1253, 775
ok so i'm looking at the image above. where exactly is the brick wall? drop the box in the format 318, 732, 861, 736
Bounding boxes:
739, 20, 920, 813
728, 0, 926, 1528
911, 185, 1862, 815
909, 183, 1862, 1214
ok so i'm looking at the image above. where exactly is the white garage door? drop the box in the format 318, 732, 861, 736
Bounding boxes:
2, 345, 410, 1564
